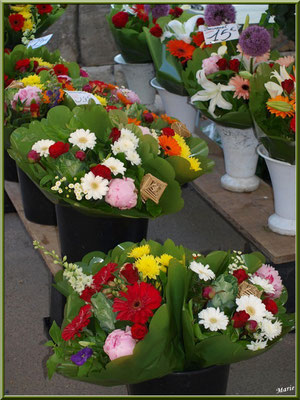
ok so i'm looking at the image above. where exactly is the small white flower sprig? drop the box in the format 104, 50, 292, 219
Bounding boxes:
227, 250, 249, 274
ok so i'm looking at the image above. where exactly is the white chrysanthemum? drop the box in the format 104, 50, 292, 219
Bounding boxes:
126, 150, 141, 166
246, 340, 268, 351
120, 128, 139, 146
102, 157, 126, 176
249, 276, 275, 295
264, 310, 276, 320
113, 137, 136, 154
198, 307, 229, 331
253, 331, 265, 340
236, 295, 267, 323
32, 139, 55, 157
69, 129, 97, 151
189, 261, 215, 281
81, 171, 109, 200
260, 319, 282, 341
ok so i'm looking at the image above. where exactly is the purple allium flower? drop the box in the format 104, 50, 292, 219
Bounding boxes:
238, 25, 271, 57
70, 348, 93, 366
144, 4, 170, 19
204, 4, 236, 26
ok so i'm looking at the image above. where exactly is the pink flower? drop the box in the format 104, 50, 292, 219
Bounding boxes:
202, 55, 221, 75
103, 327, 136, 361
236, 44, 270, 64
11, 86, 42, 110
116, 88, 141, 104
105, 178, 138, 210
139, 126, 151, 135
254, 264, 283, 299
80, 68, 89, 77
228, 75, 250, 100
276, 55, 295, 68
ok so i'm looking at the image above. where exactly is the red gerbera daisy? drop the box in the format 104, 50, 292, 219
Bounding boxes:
61, 304, 92, 341
192, 31, 212, 49
113, 282, 162, 324
9, 13, 25, 31
53, 63, 69, 76
36, 4, 53, 14
166, 40, 195, 61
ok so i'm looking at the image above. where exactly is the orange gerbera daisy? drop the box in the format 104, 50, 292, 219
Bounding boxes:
160, 114, 178, 125
166, 40, 195, 61
127, 117, 141, 126
266, 95, 295, 119
158, 135, 182, 156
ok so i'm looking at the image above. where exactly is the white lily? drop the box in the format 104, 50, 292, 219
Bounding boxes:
264, 81, 283, 98
271, 65, 291, 84
211, 45, 228, 57
161, 14, 200, 43
191, 69, 235, 119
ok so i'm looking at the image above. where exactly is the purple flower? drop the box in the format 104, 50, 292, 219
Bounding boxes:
204, 4, 236, 26
238, 25, 271, 57
144, 4, 170, 19
70, 348, 93, 366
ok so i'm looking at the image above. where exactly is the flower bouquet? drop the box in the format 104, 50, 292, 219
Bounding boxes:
37, 239, 294, 393
4, 3, 67, 49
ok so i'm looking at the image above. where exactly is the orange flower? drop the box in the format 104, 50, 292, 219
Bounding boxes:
63, 82, 75, 91
158, 135, 182, 156
117, 91, 132, 105
160, 114, 178, 125
42, 92, 50, 104
266, 95, 295, 119
127, 117, 141, 126
166, 40, 195, 61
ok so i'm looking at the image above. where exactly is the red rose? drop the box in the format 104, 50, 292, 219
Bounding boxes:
150, 24, 163, 38
53, 64, 69, 76
161, 127, 175, 136
233, 269, 248, 284
120, 263, 139, 284
229, 59, 240, 73
30, 103, 40, 118
245, 319, 258, 333
75, 150, 86, 161
9, 13, 25, 31
196, 17, 205, 26
49, 141, 70, 159
169, 7, 183, 18
109, 127, 121, 142
143, 112, 154, 123
290, 115, 295, 133
15, 58, 30, 72
232, 310, 250, 328
36, 4, 53, 14
90, 164, 112, 180
281, 79, 294, 94
112, 11, 129, 28
216, 58, 228, 70
262, 298, 278, 315
131, 323, 148, 340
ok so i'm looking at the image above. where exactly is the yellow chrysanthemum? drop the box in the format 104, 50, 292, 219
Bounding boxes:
174, 134, 191, 158
188, 157, 202, 172
19, 10, 32, 19
135, 255, 160, 280
156, 254, 173, 272
128, 244, 150, 259
94, 94, 107, 106
22, 18, 33, 32
21, 74, 44, 89
30, 58, 53, 68
10, 4, 32, 12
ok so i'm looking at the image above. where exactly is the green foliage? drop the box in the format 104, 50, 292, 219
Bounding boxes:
91, 292, 116, 332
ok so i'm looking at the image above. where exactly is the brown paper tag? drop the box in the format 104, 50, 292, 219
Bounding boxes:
6, 80, 25, 90
171, 121, 191, 138
140, 173, 167, 204
237, 280, 263, 298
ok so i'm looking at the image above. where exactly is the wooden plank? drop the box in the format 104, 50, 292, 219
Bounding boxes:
5, 181, 62, 276
193, 132, 295, 265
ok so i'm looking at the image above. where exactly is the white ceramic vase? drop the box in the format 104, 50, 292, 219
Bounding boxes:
257, 144, 296, 236
114, 54, 156, 105
150, 78, 197, 132
216, 125, 260, 192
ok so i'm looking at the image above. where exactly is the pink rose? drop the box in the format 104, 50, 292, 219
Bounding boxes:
202, 55, 221, 75
103, 327, 136, 361
11, 86, 42, 110
254, 264, 283, 299
139, 126, 151, 135
105, 177, 137, 210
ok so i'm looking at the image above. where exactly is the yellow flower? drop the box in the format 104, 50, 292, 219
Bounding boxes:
30, 58, 53, 69
10, 4, 32, 12
19, 10, 32, 19
135, 255, 160, 280
156, 253, 173, 273
21, 74, 44, 89
94, 94, 107, 106
188, 157, 202, 172
128, 244, 150, 259
22, 18, 33, 32
174, 134, 191, 158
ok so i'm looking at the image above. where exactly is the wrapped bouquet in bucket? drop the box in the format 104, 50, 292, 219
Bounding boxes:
35, 239, 294, 395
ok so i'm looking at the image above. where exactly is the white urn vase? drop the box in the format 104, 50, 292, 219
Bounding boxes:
257, 144, 296, 236
114, 54, 156, 105
216, 125, 260, 192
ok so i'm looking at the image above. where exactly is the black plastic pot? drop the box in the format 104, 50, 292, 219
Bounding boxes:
4, 150, 18, 182
127, 364, 230, 395
17, 167, 57, 225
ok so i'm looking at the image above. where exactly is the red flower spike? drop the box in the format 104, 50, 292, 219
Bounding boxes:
131, 323, 148, 340
90, 164, 112, 180
112, 11, 129, 28
9, 13, 25, 31
216, 58, 228, 71
229, 59, 240, 73
232, 310, 250, 328
233, 269, 248, 284
49, 142, 70, 159
53, 64, 69, 76
150, 24, 163, 38
120, 263, 139, 284
281, 79, 294, 94
75, 150, 86, 161
262, 298, 278, 315
27, 150, 40, 163
61, 304, 92, 341
36, 4, 53, 14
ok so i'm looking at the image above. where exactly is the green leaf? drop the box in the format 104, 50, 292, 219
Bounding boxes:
146, 199, 162, 218
40, 174, 53, 186
62, 293, 86, 330
47, 352, 62, 379
49, 321, 62, 345
44, 340, 55, 347
91, 292, 116, 332
109, 109, 128, 127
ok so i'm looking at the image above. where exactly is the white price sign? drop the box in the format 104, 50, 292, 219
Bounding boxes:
64, 91, 101, 106
203, 24, 239, 45
27, 34, 53, 49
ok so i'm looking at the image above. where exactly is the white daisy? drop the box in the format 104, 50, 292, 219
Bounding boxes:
249, 276, 275, 295
112, 137, 136, 154
102, 157, 126, 176
260, 319, 282, 341
126, 150, 141, 166
120, 128, 139, 147
69, 129, 97, 151
198, 307, 229, 331
236, 295, 267, 323
32, 139, 55, 157
189, 261, 215, 281
246, 340, 268, 351
80, 171, 109, 200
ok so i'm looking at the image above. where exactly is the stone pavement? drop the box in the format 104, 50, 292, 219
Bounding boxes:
4, 184, 295, 396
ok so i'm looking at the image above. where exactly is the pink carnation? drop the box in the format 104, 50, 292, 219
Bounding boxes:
276, 55, 295, 68
139, 126, 151, 135
117, 88, 141, 104
11, 86, 42, 110
202, 55, 221, 75
105, 177, 137, 210
254, 264, 283, 299
103, 327, 136, 361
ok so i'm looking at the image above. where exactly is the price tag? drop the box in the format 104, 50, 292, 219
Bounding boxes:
203, 24, 239, 44
64, 91, 101, 106
27, 34, 53, 49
